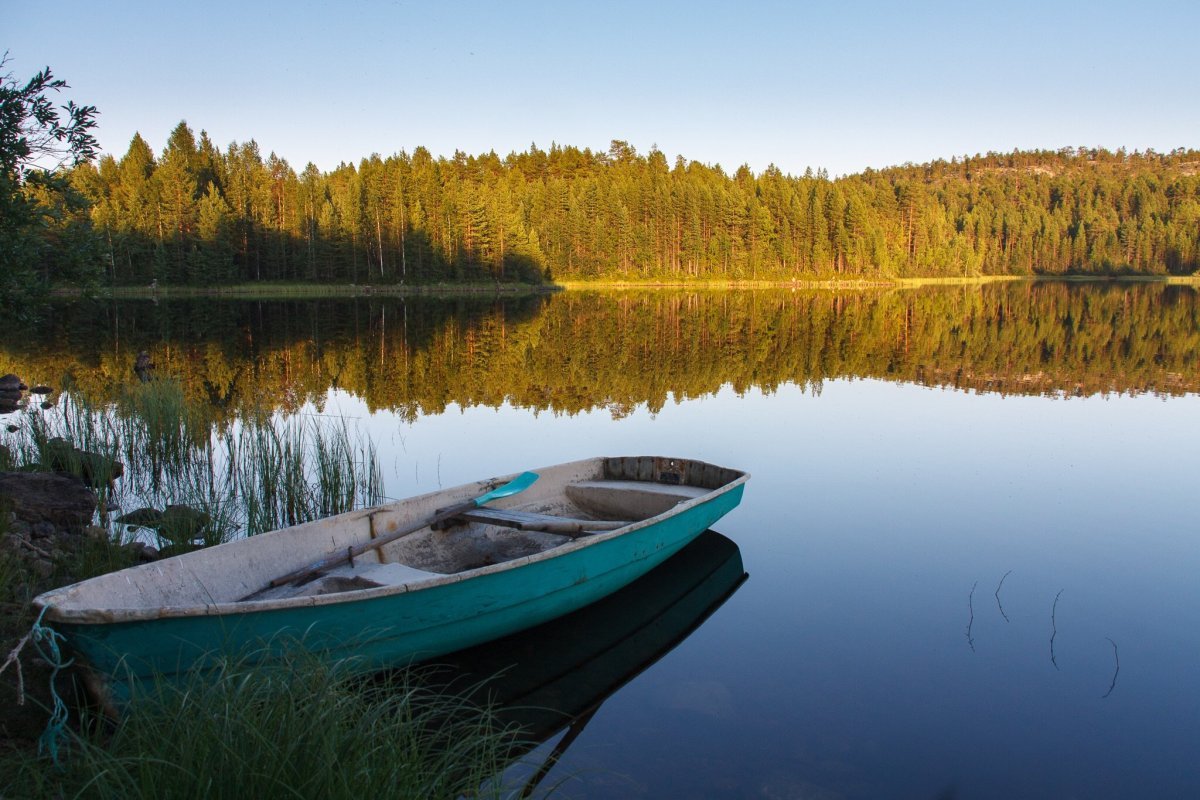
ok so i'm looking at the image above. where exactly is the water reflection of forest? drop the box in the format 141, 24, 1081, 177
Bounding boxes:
7, 282, 1199, 418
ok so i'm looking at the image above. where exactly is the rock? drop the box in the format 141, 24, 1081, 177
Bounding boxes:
30, 521, 56, 540
157, 504, 212, 544
5, 424, 17, 433
83, 524, 110, 540
31, 558, 54, 579
0, 374, 25, 391
116, 507, 164, 527
42, 437, 124, 488
0, 388, 21, 401
134, 351, 154, 382
29, 385, 52, 395
0, 471, 98, 530
125, 541, 160, 562
40, 400, 54, 410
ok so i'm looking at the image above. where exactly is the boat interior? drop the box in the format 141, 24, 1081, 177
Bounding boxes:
254, 457, 740, 602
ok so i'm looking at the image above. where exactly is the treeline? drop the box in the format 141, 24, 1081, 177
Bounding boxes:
6, 284, 1198, 419
67, 125, 1200, 286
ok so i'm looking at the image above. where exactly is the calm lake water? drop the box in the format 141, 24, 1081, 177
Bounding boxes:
4, 282, 1199, 798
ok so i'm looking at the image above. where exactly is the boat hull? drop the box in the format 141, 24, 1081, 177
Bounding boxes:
52, 475, 745, 701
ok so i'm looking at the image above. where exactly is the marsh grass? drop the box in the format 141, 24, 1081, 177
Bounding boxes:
0, 380, 384, 553
1, 650, 523, 800
229, 414, 384, 535
114, 378, 210, 491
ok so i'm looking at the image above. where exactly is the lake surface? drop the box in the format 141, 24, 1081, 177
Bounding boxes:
4, 282, 1199, 798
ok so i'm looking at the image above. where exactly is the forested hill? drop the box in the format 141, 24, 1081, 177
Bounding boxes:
67, 125, 1200, 286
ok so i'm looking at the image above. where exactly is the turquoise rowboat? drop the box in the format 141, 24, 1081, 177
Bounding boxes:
34, 456, 747, 704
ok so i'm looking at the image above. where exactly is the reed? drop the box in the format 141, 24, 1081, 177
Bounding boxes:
114, 378, 210, 492
1, 650, 522, 800
0, 380, 384, 558
229, 413, 383, 535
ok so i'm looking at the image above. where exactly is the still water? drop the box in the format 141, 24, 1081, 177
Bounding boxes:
5, 283, 1199, 798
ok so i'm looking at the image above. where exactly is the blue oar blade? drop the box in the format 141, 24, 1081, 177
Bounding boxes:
475, 471, 539, 506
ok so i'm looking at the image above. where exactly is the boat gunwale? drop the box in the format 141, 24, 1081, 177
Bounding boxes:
36, 464, 749, 625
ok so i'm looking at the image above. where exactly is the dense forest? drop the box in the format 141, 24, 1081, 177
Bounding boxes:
3, 59, 1199, 292
47, 126, 1200, 287
3, 283, 1197, 420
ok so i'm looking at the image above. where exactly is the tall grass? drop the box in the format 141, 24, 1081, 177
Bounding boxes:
230, 414, 383, 534
0, 380, 384, 552
1, 650, 522, 800
115, 378, 211, 493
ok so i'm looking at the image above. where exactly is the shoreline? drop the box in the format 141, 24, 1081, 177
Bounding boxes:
51, 282, 559, 300
47, 274, 1199, 300
557, 274, 1200, 290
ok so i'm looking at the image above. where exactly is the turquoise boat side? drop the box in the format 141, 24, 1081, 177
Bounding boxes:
56, 481, 745, 698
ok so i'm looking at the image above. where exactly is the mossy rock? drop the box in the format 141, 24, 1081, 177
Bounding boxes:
42, 438, 124, 488
117, 504, 212, 546
116, 507, 165, 527
157, 505, 212, 544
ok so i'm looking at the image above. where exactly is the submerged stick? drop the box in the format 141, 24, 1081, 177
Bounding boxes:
965, 581, 977, 652
1050, 589, 1063, 670
1102, 638, 1120, 698
994, 569, 1012, 623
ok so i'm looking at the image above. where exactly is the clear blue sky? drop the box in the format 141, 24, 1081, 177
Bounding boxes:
6, 0, 1198, 177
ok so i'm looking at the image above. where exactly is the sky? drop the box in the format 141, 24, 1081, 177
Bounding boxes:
5, 0, 1198, 178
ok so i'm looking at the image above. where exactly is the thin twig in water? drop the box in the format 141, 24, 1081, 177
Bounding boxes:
966, 581, 978, 652
1102, 638, 1120, 698
995, 569, 1013, 623
1050, 590, 1063, 670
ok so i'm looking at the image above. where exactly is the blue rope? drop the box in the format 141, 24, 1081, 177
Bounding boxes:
30, 605, 73, 767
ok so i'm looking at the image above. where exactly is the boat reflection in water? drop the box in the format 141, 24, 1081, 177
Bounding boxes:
417, 529, 747, 798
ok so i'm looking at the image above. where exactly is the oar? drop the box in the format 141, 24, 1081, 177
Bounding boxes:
267, 471, 540, 588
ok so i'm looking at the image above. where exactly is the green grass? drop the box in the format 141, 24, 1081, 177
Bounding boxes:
1, 380, 384, 550
1, 651, 523, 800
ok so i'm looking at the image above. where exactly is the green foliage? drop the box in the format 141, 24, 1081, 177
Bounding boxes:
0, 57, 97, 177
71, 128, 1200, 287
0, 56, 101, 313
1, 652, 519, 800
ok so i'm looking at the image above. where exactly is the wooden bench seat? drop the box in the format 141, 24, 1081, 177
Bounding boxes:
445, 507, 631, 537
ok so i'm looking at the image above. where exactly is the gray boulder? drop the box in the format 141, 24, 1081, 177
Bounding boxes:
0, 472, 98, 530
